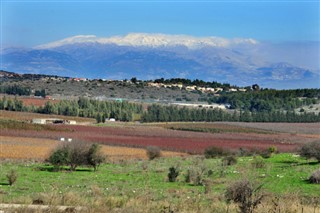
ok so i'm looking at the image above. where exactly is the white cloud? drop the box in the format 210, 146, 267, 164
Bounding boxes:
35, 33, 258, 49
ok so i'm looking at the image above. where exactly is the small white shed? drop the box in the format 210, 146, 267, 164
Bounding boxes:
32, 119, 46, 124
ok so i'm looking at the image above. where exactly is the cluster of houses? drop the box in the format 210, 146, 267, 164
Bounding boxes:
147, 82, 247, 94
36, 76, 248, 95
40, 76, 88, 82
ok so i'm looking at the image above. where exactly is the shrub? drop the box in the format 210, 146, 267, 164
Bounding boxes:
168, 167, 179, 182
260, 150, 272, 159
309, 169, 320, 184
146, 146, 161, 160
184, 167, 207, 186
299, 141, 320, 162
268, 146, 277, 154
222, 156, 237, 166
259, 146, 277, 159
225, 179, 264, 213
184, 169, 191, 183
65, 142, 89, 171
251, 156, 265, 169
238, 148, 252, 156
6, 169, 18, 186
204, 146, 229, 158
48, 145, 70, 170
48, 142, 105, 171
87, 144, 105, 171
203, 179, 212, 194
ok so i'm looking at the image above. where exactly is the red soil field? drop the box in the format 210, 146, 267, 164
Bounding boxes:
1, 123, 315, 154
0, 95, 59, 107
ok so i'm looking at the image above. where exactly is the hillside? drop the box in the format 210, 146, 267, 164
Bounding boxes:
0, 70, 231, 103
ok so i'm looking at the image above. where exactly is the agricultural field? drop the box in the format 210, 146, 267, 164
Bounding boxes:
0, 136, 184, 161
1, 109, 320, 212
1, 111, 319, 155
0, 120, 311, 154
0, 110, 95, 123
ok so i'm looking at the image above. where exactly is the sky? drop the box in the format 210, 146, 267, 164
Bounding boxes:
1, 0, 319, 48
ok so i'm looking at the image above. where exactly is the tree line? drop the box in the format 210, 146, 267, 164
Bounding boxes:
0, 96, 319, 123
141, 104, 320, 123
0, 85, 31, 96
0, 96, 143, 122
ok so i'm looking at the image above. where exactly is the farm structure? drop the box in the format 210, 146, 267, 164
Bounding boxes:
32, 118, 76, 125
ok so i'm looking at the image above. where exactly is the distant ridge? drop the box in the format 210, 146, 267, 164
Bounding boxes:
1, 33, 319, 89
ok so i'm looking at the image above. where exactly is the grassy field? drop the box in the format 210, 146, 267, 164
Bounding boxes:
0, 153, 319, 212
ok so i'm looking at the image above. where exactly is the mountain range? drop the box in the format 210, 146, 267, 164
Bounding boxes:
1, 33, 319, 89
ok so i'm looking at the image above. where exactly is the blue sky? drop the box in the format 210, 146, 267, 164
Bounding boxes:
1, 1, 319, 48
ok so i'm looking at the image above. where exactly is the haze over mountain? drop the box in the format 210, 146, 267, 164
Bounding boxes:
1, 33, 319, 89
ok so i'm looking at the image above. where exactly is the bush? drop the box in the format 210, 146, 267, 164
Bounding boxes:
146, 146, 161, 160
48, 145, 70, 170
204, 146, 229, 158
238, 148, 252, 156
189, 169, 204, 186
65, 142, 89, 171
309, 169, 320, 184
184, 166, 207, 186
299, 141, 320, 162
222, 156, 237, 166
48, 142, 105, 171
259, 150, 272, 159
251, 156, 265, 168
259, 146, 278, 159
168, 167, 179, 182
6, 169, 18, 186
225, 179, 264, 213
87, 144, 105, 171
268, 146, 277, 154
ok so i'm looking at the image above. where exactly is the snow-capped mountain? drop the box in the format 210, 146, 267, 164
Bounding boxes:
35, 33, 258, 49
1, 33, 319, 89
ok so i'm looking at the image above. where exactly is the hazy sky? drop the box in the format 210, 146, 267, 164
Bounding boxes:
1, 0, 319, 48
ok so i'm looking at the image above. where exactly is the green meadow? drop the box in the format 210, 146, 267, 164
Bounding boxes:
0, 153, 319, 212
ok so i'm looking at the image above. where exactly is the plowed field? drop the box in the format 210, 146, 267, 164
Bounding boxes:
1, 109, 319, 158
0, 136, 185, 160
1, 122, 317, 155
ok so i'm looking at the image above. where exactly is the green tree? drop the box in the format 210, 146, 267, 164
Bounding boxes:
48, 146, 70, 170
86, 144, 105, 171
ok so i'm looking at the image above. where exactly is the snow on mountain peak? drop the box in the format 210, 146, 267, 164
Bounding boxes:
35, 33, 258, 49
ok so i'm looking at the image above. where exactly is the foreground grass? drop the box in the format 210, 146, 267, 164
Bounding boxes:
0, 153, 319, 212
